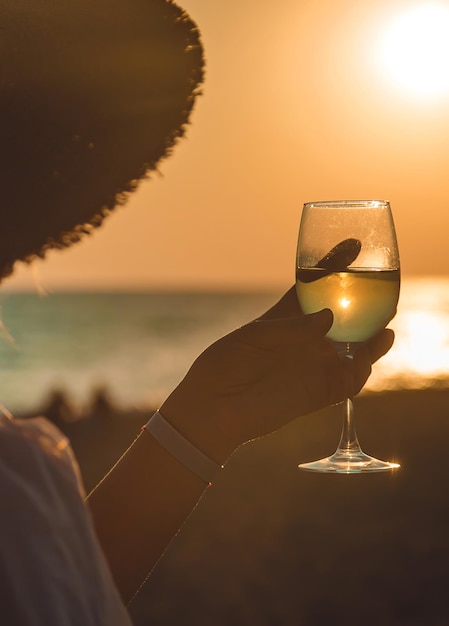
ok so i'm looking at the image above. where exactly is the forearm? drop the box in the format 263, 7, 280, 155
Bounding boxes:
87, 429, 209, 604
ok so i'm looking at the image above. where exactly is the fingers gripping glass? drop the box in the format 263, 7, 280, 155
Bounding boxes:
296, 200, 400, 473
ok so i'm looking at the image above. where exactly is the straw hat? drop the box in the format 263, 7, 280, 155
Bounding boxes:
0, 0, 204, 279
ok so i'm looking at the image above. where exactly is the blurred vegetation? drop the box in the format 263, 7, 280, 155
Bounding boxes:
39, 388, 449, 625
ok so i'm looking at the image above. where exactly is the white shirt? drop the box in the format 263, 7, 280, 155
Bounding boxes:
0, 415, 132, 626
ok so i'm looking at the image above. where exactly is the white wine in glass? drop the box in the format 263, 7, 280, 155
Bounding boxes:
296, 200, 400, 473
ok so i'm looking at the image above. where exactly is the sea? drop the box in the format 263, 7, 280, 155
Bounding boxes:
0, 276, 448, 415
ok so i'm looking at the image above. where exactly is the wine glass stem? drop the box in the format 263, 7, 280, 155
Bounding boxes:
336, 398, 363, 454
333, 343, 363, 455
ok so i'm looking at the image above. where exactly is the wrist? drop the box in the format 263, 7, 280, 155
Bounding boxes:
143, 411, 223, 485
159, 387, 239, 467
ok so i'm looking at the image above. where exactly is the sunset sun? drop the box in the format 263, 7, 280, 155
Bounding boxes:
377, 3, 449, 98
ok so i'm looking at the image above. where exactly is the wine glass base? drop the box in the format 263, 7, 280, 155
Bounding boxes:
298, 450, 400, 474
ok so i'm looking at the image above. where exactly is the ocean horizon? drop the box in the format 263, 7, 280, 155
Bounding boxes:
0, 276, 448, 415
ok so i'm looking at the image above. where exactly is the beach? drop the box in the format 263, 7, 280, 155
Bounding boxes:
36, 386, 449, 626
5, 284, 449, 623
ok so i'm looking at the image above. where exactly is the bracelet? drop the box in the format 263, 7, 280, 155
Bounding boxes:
143, 411, 223, 485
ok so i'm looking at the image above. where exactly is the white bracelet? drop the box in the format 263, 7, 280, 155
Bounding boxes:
143, 411, 223, 485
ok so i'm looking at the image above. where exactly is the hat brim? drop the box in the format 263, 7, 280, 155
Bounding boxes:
0, 0, 204, 279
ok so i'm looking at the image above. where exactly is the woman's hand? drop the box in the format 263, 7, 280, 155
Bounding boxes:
160, 287, 395, 464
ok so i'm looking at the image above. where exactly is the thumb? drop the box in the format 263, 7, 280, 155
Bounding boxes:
240, 308, 333, 348
257, 286, 300, 320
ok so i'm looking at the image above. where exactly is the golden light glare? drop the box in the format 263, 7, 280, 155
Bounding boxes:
365, 278, 449, 392
377, 3, 449, 98
339, 297, 351, 309
395, 311, 449, 374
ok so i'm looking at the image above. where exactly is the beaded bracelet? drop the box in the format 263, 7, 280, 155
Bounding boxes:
143, 411, 223, 485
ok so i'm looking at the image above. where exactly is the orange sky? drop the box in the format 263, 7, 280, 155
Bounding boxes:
6, 0, 449, 292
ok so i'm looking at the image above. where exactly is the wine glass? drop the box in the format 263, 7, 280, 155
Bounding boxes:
296, 200, 400, 473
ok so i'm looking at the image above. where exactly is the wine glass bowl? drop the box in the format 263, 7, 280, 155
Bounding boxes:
296, 200, 400, 473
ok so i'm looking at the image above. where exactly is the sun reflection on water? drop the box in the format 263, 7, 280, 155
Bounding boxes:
366, 277, 449, 391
